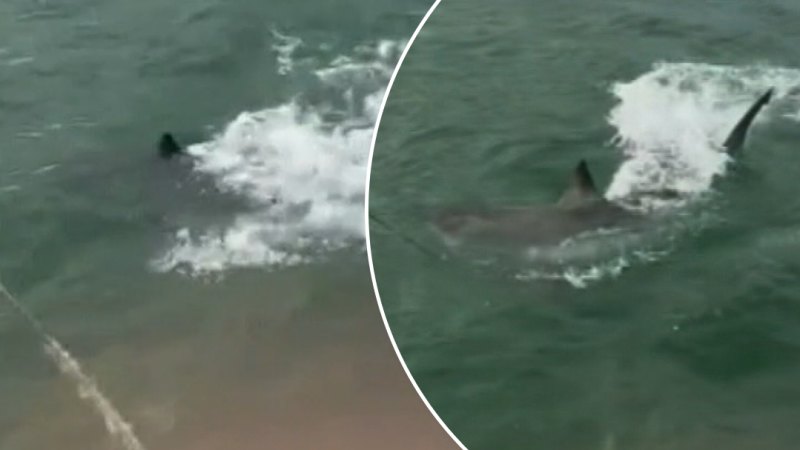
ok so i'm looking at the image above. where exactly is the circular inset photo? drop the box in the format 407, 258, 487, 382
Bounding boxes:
367, 0, 800, 448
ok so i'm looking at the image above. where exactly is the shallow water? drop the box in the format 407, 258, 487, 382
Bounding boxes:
0, 0, 456, 448
369, 0, 800, 448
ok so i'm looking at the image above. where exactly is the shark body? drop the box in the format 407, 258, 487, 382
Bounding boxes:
433, 88, 774, 249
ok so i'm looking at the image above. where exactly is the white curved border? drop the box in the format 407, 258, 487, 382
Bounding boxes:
364, 1, 468, 449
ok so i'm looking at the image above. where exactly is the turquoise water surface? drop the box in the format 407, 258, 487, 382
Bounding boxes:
0, 1, 457, 449
370, 1, 800, 448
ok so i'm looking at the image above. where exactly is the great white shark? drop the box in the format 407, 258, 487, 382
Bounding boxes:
432, 88, 775, 250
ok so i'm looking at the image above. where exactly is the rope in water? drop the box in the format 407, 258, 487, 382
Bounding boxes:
0, 278, 146, 450
368, 212, 444, 259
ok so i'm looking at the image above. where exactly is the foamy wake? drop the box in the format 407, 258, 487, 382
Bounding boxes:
153, 34, 406, 276
525, 62, 800, 287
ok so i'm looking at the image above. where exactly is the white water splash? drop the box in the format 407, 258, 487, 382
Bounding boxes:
271, 28, 303, 75
517, 257, 630, 289
154, 36, 407, 276
518, 248, 674, 288
606, 62, 800, 211
517, 226, 672, 288
522, 62, 800, 287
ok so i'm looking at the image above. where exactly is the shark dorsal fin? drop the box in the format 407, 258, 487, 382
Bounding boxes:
557, 160, 600, 208
158, 132, 183, 159
722, 88, 774, 155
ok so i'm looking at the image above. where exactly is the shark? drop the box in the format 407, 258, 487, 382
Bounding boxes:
432, 88, 775, 250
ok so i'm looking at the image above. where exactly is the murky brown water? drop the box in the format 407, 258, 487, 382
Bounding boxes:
2, 263, 455, 450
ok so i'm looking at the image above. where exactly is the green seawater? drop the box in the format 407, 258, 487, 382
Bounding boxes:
0, 1, 451, 449
370, 1, 800, 449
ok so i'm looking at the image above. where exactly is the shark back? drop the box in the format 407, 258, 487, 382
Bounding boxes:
433, 161, 640, 248
431, 88, 776, 253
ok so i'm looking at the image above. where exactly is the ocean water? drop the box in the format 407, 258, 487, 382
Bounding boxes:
369, 0, 800, 449
0, 0, 457, 449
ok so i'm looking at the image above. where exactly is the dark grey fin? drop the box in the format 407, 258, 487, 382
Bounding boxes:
722, 88, 774, 155
158, 133, 183, 159
557, 160, 601, 208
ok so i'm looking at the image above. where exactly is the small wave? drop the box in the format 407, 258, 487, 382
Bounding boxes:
515, 226, 672, 288
517, 247, 672, 288
517, 257, 630, 289
4, 56, 34, 67
32, 164, 58, 175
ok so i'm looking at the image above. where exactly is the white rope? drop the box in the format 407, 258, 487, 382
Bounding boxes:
0, 279, 146, 450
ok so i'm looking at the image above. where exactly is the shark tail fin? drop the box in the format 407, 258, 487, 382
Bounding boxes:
557, 160, 600, 208
159, 133, 183, 159
722, 88, 774, 155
